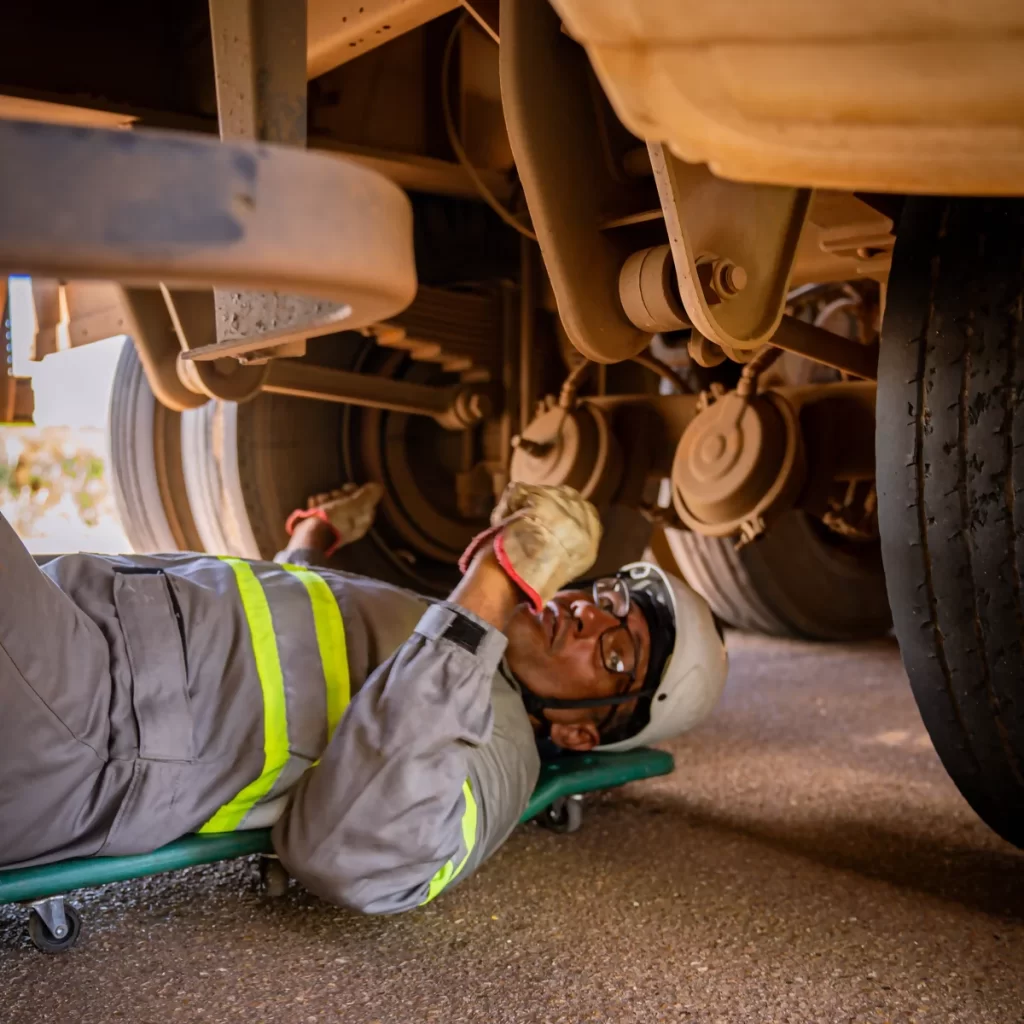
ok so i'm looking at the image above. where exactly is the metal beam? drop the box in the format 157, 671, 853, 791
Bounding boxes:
770, 316, 879, 381
261, 360, 490, 430
307, 0, 458, 79
500, 0, 651, 364
209, 0, 307, 145
207, 0, 360, 359
0, 120, 416, 323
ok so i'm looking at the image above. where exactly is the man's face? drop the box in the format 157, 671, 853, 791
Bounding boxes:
505, 586, 651, 751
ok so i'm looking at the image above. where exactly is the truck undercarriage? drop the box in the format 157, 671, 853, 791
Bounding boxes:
3, 0, 1024, 851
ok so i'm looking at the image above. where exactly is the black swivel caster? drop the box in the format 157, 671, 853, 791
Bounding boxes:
538, 795, 583, 834
259, 856, 290, 898
27, 897, 81, 953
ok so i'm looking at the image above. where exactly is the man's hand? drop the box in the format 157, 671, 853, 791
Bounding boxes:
285, 483, 384, 556
460, 483, 602, 612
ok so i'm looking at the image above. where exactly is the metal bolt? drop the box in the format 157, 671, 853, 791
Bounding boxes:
715, 261, 747, 298
697, 259, 747, 305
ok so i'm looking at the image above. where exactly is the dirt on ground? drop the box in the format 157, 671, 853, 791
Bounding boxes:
3, 632, 1023, 1023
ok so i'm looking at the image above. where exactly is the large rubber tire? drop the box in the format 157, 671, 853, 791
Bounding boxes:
877, 196, 1024, 848
658, 512, 891, 641
108, 341, 203, 552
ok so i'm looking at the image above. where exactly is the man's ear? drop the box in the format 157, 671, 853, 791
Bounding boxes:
549, 720, 601, 751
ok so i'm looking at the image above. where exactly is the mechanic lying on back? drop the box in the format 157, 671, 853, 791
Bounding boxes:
0, 482, 727, 913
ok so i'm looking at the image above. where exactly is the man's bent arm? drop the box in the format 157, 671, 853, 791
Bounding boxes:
272, 551, 538, 913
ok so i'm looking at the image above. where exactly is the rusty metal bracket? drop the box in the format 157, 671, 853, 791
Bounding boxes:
180, 298, 354, 363
118, 288, 212, 412
500, 0, 652, 364
207, 0, 358, 360
648, 142, 810, 353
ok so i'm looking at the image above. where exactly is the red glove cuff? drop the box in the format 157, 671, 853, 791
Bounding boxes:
458, 525, 544, 614
285, 507, 344, 558
493, 533, 544, 613
458, 523, 502, 574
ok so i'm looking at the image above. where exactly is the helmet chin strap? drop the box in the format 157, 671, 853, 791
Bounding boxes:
500, 660, 654, 741
501, 660, 554, 738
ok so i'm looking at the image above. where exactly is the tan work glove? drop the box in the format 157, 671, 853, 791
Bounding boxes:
286, 482, 384, 556
460, 483, 602, 611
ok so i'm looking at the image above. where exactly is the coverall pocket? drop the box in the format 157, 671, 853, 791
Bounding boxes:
100, 570, 196, 855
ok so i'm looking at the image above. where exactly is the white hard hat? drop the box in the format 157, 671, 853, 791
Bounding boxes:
597, 561, 728, 751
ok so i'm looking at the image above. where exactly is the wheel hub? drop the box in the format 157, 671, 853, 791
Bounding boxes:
508, 402, 623, 506
672, 390, 805, 541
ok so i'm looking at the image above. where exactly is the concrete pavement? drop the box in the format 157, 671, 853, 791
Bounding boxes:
3, 633, 1023, 1023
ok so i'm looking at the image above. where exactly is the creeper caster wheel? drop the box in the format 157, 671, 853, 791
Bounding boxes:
259, 856, 290, 898
27, 898, 81, 953
538, 795, 583, 834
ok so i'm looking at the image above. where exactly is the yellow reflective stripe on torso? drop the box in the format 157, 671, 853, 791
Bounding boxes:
200, 558, 289, 833
282, 564, 351, 738
420, 778, 479, 905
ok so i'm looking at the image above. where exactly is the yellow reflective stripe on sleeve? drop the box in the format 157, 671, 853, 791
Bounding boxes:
420, 778, 479, 906
199, 558, 288, 833
282, 565, 351, 738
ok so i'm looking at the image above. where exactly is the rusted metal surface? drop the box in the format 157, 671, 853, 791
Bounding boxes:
311, 141, 513, 202
510, 377, 877, 544
180, 298, 353, 362
648, 142, 810, 354
31, 281, 137, 360
687, 332, 727, 369
672, 389, 806, 544
367, 284, 505, 375
158, 287, 268, 404
261, 359, 490, 430
618, 245, 691, 334
771, 315, 879, 381
208, 0, 358, 360
508, 402, 623, 508
500, 0, 651, 364
117, 288, 210, 412
511, 393, 701, 499
2, 376, 34, 424
554, 0, 1024, 195
791, 193, 894, 287
209, 0, 307, 145
0, 120, 416, 322
28, 279, 61, 361
598, 190, 895, 289
307, 0, 457, 79
0, 95, 135, 129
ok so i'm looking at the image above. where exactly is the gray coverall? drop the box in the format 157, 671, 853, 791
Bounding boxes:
0, 513, 540, 912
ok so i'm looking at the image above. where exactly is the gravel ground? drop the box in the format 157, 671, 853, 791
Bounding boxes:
3, 632, 1023, 1024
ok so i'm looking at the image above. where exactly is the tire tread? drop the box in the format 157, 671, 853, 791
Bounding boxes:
879, 197, 1024, 845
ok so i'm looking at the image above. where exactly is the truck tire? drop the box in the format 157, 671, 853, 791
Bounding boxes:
877, 196, 1024, 848
657, 513, 891, 641
108, 341, 203, 552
